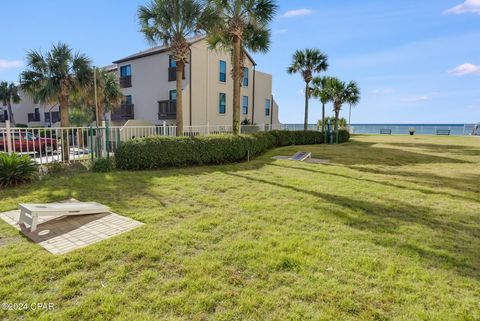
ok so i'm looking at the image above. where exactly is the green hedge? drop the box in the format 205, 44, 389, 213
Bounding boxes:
116, 130, 349, 170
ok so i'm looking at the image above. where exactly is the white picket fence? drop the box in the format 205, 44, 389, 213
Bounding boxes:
0, 121, 291, 164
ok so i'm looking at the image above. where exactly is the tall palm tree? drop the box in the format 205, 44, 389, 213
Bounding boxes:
138, 0, 216, 136
0, 82, 21, 126
287, 49, 328, 131
207, 0, 277, 135
20, 43, 92, 160
325, 77, 360, 143
346, 82, 361, 127
310, 76, 334, 133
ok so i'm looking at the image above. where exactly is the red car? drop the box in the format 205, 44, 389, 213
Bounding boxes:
0, 132, 58, 154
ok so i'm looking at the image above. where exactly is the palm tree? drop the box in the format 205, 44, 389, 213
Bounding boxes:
287, 49, 328, 131
0, 82, 21, 126
207, 0, 277, 135
138, 0, 217, 136
346, 82, 361, 127
310, 76, 334, 133
325, 77, 360, 143
20, 43, 92, 160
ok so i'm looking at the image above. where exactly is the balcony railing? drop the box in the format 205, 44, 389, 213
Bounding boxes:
45, 111, 60, 124
111, 104, 134, 121
158, 100, 176, 120
168, 67, 185, 82
120, 75, 132, 88
28, 113, 41, 122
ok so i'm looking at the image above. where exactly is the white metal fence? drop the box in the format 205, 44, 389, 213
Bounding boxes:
0, 121, 291, 164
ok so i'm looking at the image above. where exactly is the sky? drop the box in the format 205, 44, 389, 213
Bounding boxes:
0, 0, 479, 124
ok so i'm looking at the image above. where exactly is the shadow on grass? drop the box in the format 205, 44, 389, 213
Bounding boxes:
224, 171, 480, 280
268, 163, 480, 203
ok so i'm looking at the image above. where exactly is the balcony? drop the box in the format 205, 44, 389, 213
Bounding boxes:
120, 75, 132, 88
168, 67, 185, 82
44, 111, 60, 124
158, 100, 176, 120
111, 104, 134, 121
28, 113, 41, 122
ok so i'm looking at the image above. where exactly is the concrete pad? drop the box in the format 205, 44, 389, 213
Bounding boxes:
0, 201, 144, 255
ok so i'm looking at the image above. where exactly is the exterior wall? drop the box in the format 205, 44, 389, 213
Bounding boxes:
113, 39, 279, 127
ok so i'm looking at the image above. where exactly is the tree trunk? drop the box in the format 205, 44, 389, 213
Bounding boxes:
59, 94, 70, 161
232, 35, 241, 135
304, 82, 310, 131
321, 102, 325, 133
176, 60, 184, 137
6, 100, 15, 126
96, 102, 103, 127
334, 105, 340, 144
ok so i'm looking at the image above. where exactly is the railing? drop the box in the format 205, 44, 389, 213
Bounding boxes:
111, 104, 134, 121
28, 113, 41, 122
168, 66, 185, 82
44, 111, 60, 124
349, 124, 476, 136
120, 75, 132, 88
158, 100, 176, 120
0, 121, 303, 164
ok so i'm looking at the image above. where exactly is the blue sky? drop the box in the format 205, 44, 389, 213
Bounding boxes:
0, 0, 479, 124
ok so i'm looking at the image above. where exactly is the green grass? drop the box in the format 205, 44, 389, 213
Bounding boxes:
1, 135, 479, 320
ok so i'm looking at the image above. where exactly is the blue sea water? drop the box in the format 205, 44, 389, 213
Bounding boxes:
349, 124, 476, 136
282, 124, 477, 135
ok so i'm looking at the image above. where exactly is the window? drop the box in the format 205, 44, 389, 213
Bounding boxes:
120, 65, 131, 77
124, 95, 132, 105
265, 99, 271, 116
169, 90, 177, 101
243, 67, 249, 87
169, 56, 176, 68
242, 96, 248, 115
219, 60, 226, 83
219, 93, 226, 114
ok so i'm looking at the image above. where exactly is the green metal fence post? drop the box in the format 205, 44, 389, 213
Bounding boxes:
89, 126, 94, 161
105, 121, 110, 161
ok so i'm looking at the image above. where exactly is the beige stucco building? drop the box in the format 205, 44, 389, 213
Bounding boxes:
111, 37, 280, 127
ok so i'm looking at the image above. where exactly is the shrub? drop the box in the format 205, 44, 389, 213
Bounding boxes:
116, 130, 349, 171
0, 153, 38, 187
91, 158, 115, 172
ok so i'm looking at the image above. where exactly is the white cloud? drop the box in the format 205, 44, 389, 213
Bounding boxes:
281, 9, 313, 18
444, 0, 480, 15
0, 59, 23, 70
372, 88, 395, 94
273, 28, 288, 35
401, 96, 429, 103
448, 63, 480, 76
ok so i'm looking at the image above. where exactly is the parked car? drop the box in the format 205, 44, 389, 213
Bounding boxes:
0, 132, 58, 154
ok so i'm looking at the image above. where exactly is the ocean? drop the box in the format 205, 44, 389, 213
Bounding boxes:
282, 124, 477, 136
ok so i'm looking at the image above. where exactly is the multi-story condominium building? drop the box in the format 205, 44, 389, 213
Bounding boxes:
110, 36, 280, 127
0, 92, 60, 128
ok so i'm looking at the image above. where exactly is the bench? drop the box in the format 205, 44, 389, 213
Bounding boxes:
436, 130, 451, 136
380, 129, 392, 135
18, 202, 110, 232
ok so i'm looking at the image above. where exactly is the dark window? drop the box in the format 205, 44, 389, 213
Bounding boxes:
219, 60, 226, 83
120, 65, 131, 77
242, 96, 248, 115
265, 99, 271, 116
169, 90, 177, 101
219, 93, 226, 114
243, 67, 249, 87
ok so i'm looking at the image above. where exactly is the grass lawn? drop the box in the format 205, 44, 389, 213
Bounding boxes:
1, 135, 479, 320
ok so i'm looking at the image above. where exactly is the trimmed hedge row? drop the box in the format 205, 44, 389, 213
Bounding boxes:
115, 130, 349, 170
